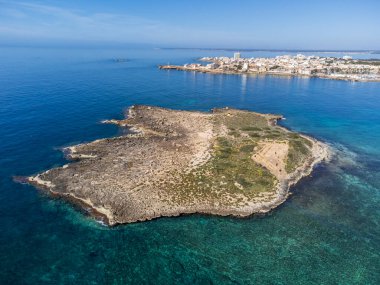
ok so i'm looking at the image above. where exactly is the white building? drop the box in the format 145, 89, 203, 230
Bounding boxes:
234, 52, 241, 60
242, 62, 249, 72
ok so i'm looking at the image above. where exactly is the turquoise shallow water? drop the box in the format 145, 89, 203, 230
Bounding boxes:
0, 47, 379, 284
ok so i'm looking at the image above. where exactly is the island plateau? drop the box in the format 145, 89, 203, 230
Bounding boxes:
24, 106, 329, 225
159, 53, 380, 81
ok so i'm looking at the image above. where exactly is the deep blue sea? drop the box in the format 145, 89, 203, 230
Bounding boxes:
0, 47, 379, 284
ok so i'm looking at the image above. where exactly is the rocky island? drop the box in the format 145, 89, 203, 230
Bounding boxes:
159, 53, 380, 82
23, 105, 329, 225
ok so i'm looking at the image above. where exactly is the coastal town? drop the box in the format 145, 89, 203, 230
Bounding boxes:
160, 53, 380, 81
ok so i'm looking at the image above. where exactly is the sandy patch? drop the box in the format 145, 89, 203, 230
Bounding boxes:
252, 140, 289, 179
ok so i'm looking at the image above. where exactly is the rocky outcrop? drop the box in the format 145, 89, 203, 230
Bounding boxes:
23, 106, 330, 225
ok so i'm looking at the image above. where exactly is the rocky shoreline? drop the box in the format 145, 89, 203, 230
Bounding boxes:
21, 106, 330, 226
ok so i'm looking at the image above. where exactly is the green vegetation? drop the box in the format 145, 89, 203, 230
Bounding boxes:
163, 110, 313, 206
239, 144, 255, 153
351, 60, 380, 66
285, 136, 312, 173
168, 135, 277, 205
240, 126, 263, 132
228, 130, 241, 137
215, 111, 269, 130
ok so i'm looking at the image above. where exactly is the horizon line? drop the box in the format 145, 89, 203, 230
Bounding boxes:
160, 47, 380, 54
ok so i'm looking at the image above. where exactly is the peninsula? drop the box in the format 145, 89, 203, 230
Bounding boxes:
159, 53, 380, 82
24, 106, 329, 225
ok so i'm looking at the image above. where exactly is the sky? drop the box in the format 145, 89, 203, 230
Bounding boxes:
0, 0, 379, 50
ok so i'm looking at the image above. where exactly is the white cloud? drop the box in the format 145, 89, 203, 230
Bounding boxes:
0, 0, 234, 45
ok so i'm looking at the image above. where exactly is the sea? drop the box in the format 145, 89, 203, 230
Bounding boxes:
0, 47, 379, 284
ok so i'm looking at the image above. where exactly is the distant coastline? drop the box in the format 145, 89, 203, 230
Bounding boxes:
159, 53, 380, 82
159, 47, 379, 55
